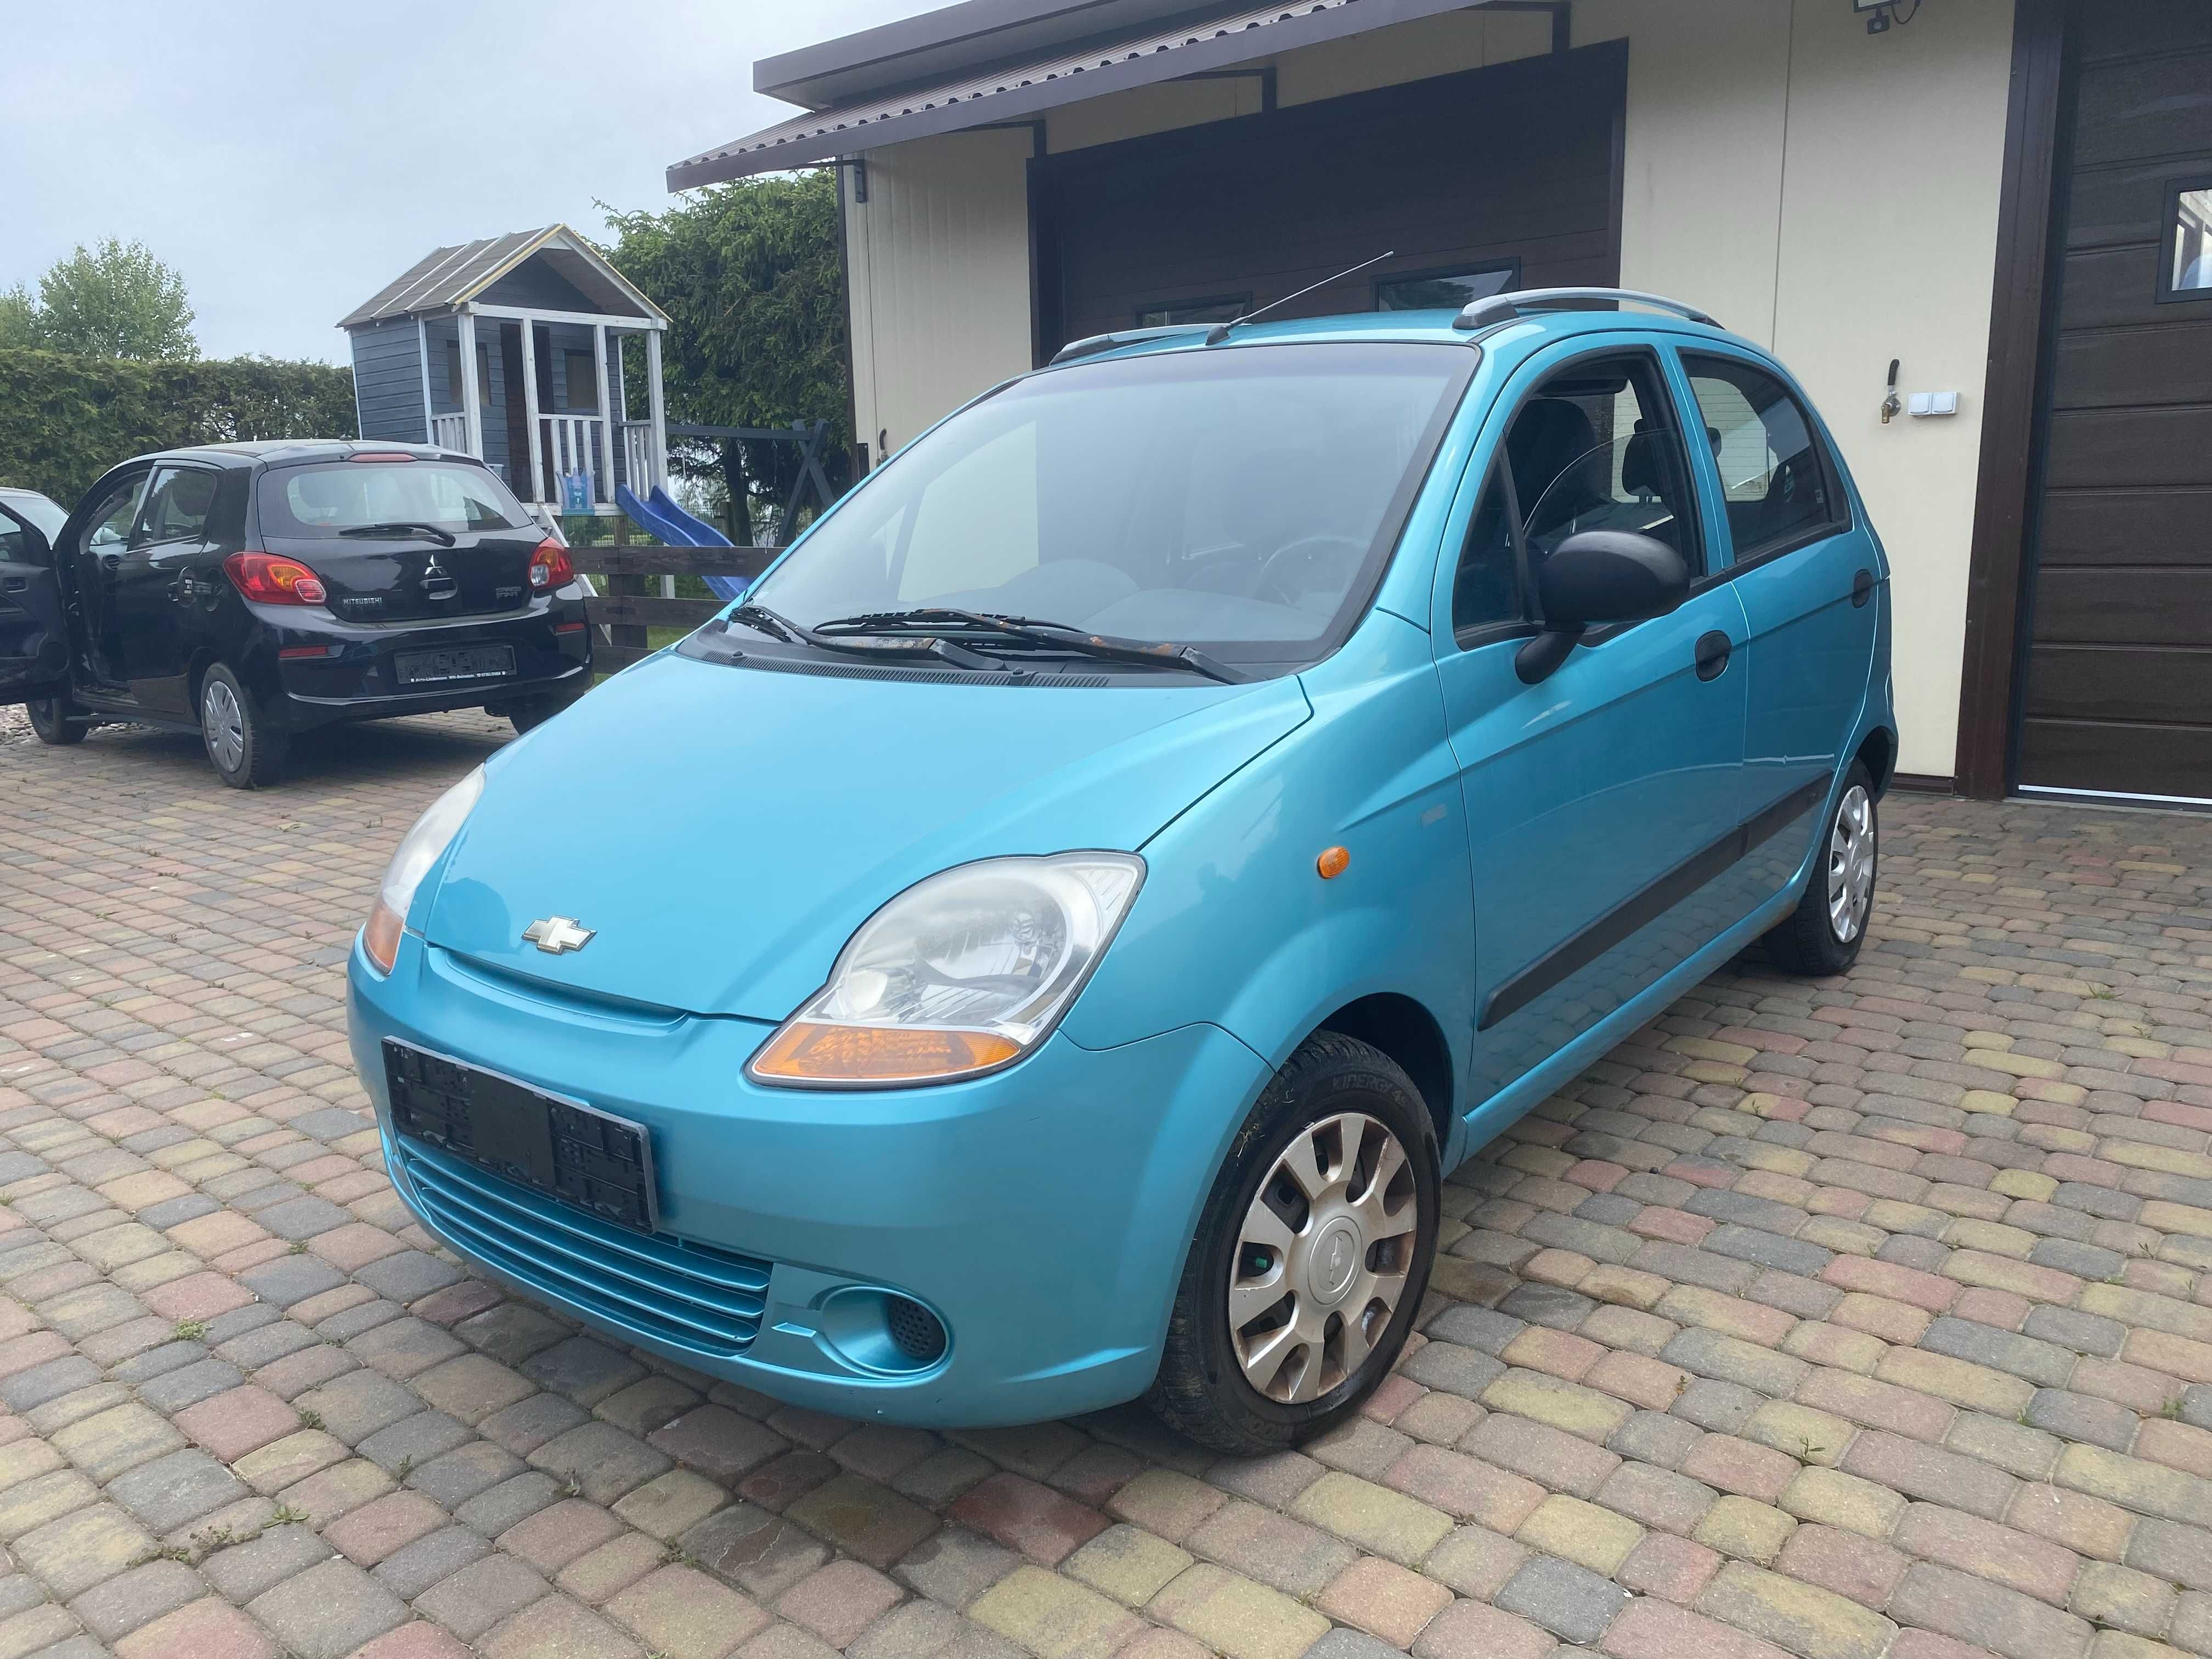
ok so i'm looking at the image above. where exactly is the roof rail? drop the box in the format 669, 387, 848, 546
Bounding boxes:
1453, 287, 1720, 332
1048, 324, 1211, 365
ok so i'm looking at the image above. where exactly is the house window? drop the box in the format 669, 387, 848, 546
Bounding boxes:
2162, 176, 2212, 303
1375, 262, 1520, 313
1135, 295, 1250, 328
561, 349, 600, 413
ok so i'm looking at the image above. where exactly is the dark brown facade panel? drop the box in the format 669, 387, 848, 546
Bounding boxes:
2067, 51, 2212, 168
2063, 160, 2199, 252
2053, 244, 2192, 331
2075, 0, 2212, 64
2023, 642, 2212, 725
2050, 321, 2212, 411
2030, 567, 2212, 647
2018, 718, 2212, 799
2041, 405, 2212, 491
2038, 487, 2212, 566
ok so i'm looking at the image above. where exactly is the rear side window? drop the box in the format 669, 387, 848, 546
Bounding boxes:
259, 461, 528, 538
134, 466, 220, 547
1681, 355, 1844, 561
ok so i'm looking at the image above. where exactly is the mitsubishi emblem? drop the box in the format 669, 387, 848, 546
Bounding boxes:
522, 916, 595, 955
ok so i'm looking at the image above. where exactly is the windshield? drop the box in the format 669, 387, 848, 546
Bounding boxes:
258, 461, 529, 538
747, 343, 1467, 665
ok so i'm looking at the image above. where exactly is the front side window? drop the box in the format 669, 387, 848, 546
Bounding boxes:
81, 475, 146, 554
0, 495, 67, 562
259, 461, 529, 538
748, 343, 1470, 667
133, 466, 219, 547
1453, 352, 1699, 635
1683, 354, 1842, 561
2163, 176, 2212, 301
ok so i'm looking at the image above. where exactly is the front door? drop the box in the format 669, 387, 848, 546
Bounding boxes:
0, 503, 75, 705
1430, 341, 1750, 1113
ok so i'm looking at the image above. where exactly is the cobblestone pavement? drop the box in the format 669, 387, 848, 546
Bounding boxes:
3, 714, 2212, 1659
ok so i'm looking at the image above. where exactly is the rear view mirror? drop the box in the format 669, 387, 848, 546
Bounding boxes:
1515, 530, 1689, 684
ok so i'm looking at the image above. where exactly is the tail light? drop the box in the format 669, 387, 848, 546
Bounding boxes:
528, 539, 575, 591
224, 551, 327, 606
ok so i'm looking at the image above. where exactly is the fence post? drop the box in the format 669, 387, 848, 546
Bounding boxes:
607, 514, 647, 665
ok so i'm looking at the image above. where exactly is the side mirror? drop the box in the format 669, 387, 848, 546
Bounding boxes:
1514, 530, 1689, 685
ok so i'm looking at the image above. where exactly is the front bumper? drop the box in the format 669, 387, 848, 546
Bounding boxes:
252, 589, 591, 730
346, 930, 1269, 1426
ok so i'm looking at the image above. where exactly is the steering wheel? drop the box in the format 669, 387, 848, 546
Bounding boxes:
1255, 534, 1367, 607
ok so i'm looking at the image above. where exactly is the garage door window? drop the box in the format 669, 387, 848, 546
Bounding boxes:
1682, 356, 1844, 563
1135, 295, 1249, 328
1375, 262, 1519, 313
2161, 176, 2212, 303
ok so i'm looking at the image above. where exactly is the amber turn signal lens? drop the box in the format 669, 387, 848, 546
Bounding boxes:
1317, 845, 1351, 879
362, 900, 405, 975
751, 1022, 1023, 1085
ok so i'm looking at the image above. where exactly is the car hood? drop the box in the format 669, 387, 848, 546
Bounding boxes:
422, 648, 1311, 1019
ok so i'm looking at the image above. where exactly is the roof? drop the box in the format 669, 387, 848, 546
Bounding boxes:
338, 225, 669, 329
669, 0, 1521, 190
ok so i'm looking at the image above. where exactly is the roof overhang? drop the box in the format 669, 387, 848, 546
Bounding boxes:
669, 0, 1523, 191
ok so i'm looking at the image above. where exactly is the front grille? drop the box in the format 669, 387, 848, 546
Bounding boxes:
397, 1141, 770, 1356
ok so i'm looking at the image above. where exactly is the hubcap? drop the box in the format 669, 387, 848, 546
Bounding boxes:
1827, 783, 1876, 944
1229, 1112, 1418, 1404
203, 681, 245, 772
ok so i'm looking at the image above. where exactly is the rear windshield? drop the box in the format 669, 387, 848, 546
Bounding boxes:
258, 461, 529, 538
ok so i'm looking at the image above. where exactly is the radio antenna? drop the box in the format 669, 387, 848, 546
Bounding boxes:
1206, 251, 1398, 345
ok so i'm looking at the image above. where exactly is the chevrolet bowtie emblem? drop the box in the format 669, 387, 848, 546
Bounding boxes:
522, 916, 595, 955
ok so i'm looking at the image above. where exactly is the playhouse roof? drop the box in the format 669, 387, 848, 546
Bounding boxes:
338, 224, 669, 329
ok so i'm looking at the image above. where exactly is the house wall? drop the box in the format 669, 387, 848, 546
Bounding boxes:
424, 317, 512, 486
839, 0, 2019, 775
347, 317, 428, 445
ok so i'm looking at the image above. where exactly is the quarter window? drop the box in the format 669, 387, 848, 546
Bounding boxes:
1453, 352, 1699, 636
133, 466, 219, 547
1683, 356, 1843, 561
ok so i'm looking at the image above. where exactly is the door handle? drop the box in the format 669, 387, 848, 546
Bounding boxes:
1695, 630, 1733, 681
2, 576, 25, 592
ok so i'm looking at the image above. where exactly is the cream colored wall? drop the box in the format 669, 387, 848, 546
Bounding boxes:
841, 0, 2019, 775
1581, 0, 2016, 776
844, 127, 1036, 462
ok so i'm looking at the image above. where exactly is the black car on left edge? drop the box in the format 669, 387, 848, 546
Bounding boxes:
0, 442, 590, 787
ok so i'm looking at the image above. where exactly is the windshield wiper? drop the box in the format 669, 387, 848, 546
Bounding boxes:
814, 608, 1246, 686
336, 521, 458, 546
718, 603, 1023, 675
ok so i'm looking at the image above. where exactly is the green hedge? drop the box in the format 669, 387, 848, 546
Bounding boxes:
0, 346, 357, 509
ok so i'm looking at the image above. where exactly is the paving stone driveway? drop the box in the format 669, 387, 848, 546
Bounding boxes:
2, 713, 2211, 1659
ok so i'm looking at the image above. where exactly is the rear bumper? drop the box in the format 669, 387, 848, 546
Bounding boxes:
249, 588, 591, 730
345, 929, 1271, 1426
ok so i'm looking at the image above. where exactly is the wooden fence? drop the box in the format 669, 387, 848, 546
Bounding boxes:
582, 546, 776, 673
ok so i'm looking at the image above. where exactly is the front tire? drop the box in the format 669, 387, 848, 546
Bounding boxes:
26, 697, 86, 746
1763, 759, 1878, 977
1148, 1032, 1439, 1455
200, 664, 287, 789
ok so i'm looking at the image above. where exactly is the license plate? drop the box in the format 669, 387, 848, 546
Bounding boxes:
382, 1039, 659, 1232
396, 645, 514, 686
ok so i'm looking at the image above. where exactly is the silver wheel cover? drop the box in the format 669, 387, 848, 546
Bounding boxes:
1827, 783, 1875, 944
204, 680, 245, 772
1229, 1111, 1419, 1404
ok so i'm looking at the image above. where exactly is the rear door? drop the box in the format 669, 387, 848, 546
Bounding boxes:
115, 462, 224, 714
254, 457, 540, 623
0, 499, 79, 704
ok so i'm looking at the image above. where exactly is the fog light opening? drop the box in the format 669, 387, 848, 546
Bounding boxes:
815, 1286, 950, 1376
886, 1295, 947, 1365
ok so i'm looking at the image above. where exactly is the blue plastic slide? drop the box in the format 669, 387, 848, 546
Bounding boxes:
613, 486, 750, 601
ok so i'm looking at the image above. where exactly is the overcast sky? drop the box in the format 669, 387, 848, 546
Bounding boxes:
1, 0, 924, 363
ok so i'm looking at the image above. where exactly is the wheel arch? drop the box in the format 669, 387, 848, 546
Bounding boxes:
1854, 725, 1897, 795
1313, 992, 1455, 1154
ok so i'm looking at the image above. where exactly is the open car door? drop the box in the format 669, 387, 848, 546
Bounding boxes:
0, 502, 78, 704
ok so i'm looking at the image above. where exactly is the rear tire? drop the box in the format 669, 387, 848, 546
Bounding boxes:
200, 664, 287, 789
503, 692, 573, 735
26, 697, 86, 746
1147, 1031, 1439, 1455
1763, 759, 1877, 977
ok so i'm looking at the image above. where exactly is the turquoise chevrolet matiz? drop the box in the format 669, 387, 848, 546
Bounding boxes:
347, 290, 1894, 1454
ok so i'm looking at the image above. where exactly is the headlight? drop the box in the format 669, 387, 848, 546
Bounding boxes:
361, 767, 484, 974
749, 853, 1144, 1087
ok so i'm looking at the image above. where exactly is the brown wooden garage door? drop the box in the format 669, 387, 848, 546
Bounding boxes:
1030, 41, 1625, 357
2017, 2, 2212, 801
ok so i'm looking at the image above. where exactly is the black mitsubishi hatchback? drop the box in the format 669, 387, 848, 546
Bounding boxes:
0, 442, 590, 786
